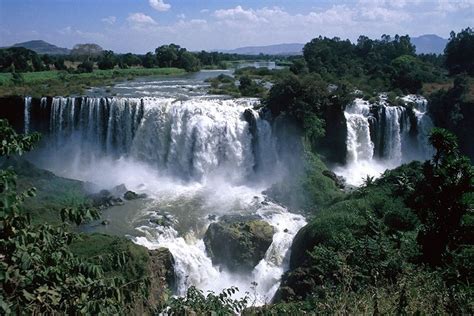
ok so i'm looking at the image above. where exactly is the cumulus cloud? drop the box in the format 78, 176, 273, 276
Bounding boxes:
214, 5, 263, 22
127, 13, 157, 25
177, 13, 186, 20
149, 0, 171, 12
101, 16, 116, 25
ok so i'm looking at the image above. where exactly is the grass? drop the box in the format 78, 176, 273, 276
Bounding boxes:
0, 67, 186, 97
1, 158, 89, 224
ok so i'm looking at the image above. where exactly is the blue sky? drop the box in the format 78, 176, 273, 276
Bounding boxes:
0, 0, 473, 53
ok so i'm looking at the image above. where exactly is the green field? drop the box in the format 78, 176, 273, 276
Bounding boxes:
0, 67, 186, 97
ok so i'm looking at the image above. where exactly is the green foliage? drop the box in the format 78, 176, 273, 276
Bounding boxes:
264, 73, 350, 145
299, 34, 443, 93
0, 120, 40, 156
428, 77, 474, 160
0, 119, 150, 314
0, 47, 38, 72
265, 149, 343, 213
444, 28, 474, 75
97, 50, 117, 70
10, 72, 24, 86
409, 128, 473, 265
390, 55, 424, 93
239, 75, 265, 97
162, 286, 248, 315
77, 60, 94, 73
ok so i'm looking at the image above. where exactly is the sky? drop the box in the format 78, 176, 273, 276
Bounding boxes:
0, 0, 473, 53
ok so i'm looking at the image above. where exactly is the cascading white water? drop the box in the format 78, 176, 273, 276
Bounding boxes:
402, 95, 434, 158
344, 99, 374, 163
134, 197, 306, 304
24, 96, 31, 134
24, 95, 298, 305
41, 97, 276, 183
335, 95, 433, 186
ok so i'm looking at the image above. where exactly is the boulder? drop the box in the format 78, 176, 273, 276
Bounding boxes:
111, 183, 128, 197
124, 190, 147, 200
89, 189, 113, 208
204, 215, 274, 272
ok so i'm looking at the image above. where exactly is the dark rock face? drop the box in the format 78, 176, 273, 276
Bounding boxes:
204, 215, 274, 272
88, 190, 124, 208
0, 96, 27, 132
322, 170, 345, 189
316, 103, 347, 165
124, 190, 147, 200
274, 267, 317, 302
148, 247, 176, 294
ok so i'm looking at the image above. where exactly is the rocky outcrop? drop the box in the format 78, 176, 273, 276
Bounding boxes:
88, 185, 147, 208
204, 215, 274, 272
148, 247, 176, 298
124, 190, 147, 200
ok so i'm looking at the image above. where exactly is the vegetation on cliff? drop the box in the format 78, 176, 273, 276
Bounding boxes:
0, 120, 173, 314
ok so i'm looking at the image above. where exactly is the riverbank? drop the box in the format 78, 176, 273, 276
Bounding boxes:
0, 67, 186, 98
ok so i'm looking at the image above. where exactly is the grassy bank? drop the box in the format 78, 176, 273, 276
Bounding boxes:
0, 67, 186, 97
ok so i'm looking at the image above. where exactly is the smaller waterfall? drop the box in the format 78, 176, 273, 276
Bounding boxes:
24, 97, 32, 134
402, 95, 434, 158
336, 95, 433, 186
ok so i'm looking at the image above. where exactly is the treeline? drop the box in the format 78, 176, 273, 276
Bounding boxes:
0, 43, 274, 74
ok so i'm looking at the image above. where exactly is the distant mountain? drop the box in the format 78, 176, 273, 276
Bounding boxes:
411, 34, 448, 55
9, 40, 70, 55
223, 43, 304, 56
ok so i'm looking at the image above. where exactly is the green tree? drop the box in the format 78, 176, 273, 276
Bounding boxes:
97, 50, 117, 70
77, 60, 94, 73
179, 50, 200, 72
142, 52, 156, 68
410, 128, 473, 265
390, 55, 423, 93
155, 44, 180, 68
444, 28, 474, 75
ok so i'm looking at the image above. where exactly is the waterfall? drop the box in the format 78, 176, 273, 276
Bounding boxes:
24, 96, 32, 134
23, 95, 297, 304
28, 96, 276, 183
345, 99, 374, 163
336, 95, 433, 186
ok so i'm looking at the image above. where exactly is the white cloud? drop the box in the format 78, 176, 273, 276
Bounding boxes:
127, 13, 157, 25
437, 0, 474, 12
101, 16, 116, 25
177, 13, 186, 20
360, 6, 410, 21
214, 6, 263, 22
149, 0, 171, 12
200, 9, 209, 14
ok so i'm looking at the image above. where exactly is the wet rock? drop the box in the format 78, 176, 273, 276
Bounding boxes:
124, 190, 147, 200
204, 215, 274, 272
110, 197, 124, 206
148, 247, 176, 293
101, 220, 110, 225
89, 190, 113, 208
322, 170, 346, 189
111, 183, 128, 197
